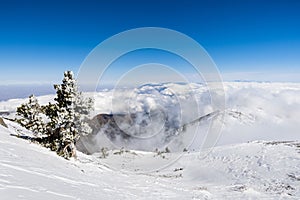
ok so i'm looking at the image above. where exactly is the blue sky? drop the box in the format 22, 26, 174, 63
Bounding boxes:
0, 0, 300, 85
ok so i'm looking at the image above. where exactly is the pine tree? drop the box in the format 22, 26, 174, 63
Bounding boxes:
74, 91, 93, 136
16, 71, 94, 159
48, 71, 94, 158
16, 95, 45, 135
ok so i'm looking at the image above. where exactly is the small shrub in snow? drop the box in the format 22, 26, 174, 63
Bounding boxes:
100, 147, 109, 158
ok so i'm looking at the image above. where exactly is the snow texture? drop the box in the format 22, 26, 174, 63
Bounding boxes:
0, 119, 299, 199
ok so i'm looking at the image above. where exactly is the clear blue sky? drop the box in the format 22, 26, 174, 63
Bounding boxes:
0, 0, 300, 84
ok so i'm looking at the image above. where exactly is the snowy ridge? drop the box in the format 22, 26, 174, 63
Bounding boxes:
0, 119, 299, 199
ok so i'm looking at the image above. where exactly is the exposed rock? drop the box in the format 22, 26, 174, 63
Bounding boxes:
76, 113, 137, 154
77, 111, 218, 154
0, 117, 8, 128
0, 111, 10, 116
77, 112, 177, 154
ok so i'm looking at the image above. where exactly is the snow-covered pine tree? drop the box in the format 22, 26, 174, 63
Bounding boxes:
16, 95, 45, 135
49, 71, 93, 158
15, 71, 93, 159
74, 91, 93, 136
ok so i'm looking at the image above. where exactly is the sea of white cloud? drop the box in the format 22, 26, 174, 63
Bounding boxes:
0, 82, 299, 152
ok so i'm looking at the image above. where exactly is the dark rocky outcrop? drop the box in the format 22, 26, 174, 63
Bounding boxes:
88, 113, 135, 139
0, 117, 8, 128
0, 111, 10, 116
76, 111, 219, 154
76, 113, 139, 154
76, 112, 178, 154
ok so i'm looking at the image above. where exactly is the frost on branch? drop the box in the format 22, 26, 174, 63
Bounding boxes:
16, 94, 46, 136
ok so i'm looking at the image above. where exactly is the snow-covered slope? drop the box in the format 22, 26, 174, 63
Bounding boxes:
0, 119, 299, 199
0, 82, 299, 199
